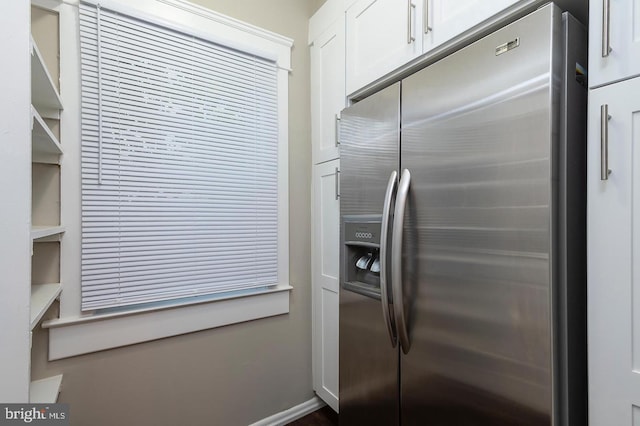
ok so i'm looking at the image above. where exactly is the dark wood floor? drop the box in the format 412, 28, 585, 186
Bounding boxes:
286, 405, 338, 426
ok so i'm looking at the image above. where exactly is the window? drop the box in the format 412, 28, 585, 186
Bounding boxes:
79, 3, 279, 311
45, 0, 292, 359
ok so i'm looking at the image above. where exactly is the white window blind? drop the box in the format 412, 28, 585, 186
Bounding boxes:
78, 2, 279, 311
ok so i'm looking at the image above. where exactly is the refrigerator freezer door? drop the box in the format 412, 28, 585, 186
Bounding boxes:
399, 5, 561, 425
339, 83, 400, 425
339, 83, 401, 218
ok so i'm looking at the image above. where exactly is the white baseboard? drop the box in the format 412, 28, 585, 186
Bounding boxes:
250, 396, 326, 426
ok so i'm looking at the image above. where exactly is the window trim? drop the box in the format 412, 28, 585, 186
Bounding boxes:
45, 286, 292, 360
44, 0, 293, 359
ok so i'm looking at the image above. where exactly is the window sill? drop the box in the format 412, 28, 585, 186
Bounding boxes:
42, 285, 292, 360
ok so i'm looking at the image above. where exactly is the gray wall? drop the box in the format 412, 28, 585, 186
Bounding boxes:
32, 1, 317, 425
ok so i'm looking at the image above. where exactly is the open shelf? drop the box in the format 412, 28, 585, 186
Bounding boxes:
30, 283, 62, 330
32, 106, 62, 163
31, 36, 63, 114
25, 4, 65, 406
31, 225, 65, 241
30, 375, 63, 403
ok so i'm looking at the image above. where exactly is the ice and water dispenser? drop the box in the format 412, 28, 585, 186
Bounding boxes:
342, 215, 383, 300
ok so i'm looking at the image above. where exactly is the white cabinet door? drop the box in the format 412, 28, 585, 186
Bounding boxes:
310, 18, 345, 165
312, 160, 340, 412
589, 0, 640, 87
345, 0, 422, 94
424, 0, 518, 51
588, 77, 640, 425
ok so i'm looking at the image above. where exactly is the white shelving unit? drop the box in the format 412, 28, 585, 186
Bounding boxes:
31, 36, 63, 116
29, 375, 63, 403
29, 9, 64, 402
32, 106, 63, 163
31, 225, 65, 241
0, 1, 65, 404
31, 283, 62, 330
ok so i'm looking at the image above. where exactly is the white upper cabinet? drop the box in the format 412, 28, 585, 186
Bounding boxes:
343, 1, 589, 95
311, 17, 345, 164
424, 0, 518, 51
346, 0, 423, 94
345, 0, 527, 95
589, 0, 640, 87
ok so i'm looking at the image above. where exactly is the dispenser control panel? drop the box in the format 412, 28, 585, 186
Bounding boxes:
344, 221, 380, 246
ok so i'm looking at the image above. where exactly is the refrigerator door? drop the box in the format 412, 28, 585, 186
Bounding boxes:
399, 5, 561, 425
339, 83, 400, 425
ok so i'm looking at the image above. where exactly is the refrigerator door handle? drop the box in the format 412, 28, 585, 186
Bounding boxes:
380, 171, 398, 347
392, 168, 411, 354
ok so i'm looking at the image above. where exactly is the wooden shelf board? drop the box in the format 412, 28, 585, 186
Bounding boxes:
31, 225, 65, 241
31, 36, 63, 112
30, 283, 62, 330
32, 106, 63, 161
30, 375, 63, 403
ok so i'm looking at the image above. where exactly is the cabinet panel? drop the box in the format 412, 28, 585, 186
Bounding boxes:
588, 77, 640, 425
346, 0, 422, 94
312, 160, 340, 411
589, 0, 640, 87
311, 18, 345, 164
424, 0, 518, 51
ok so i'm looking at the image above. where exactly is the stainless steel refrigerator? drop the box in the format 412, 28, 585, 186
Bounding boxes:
338, 4, 587, 425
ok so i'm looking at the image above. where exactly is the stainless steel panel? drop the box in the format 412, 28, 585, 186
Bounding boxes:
399, 5, 561, 425
339, 83, 400, 217
339, 83, 400, 425
339, 291, 399, 425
